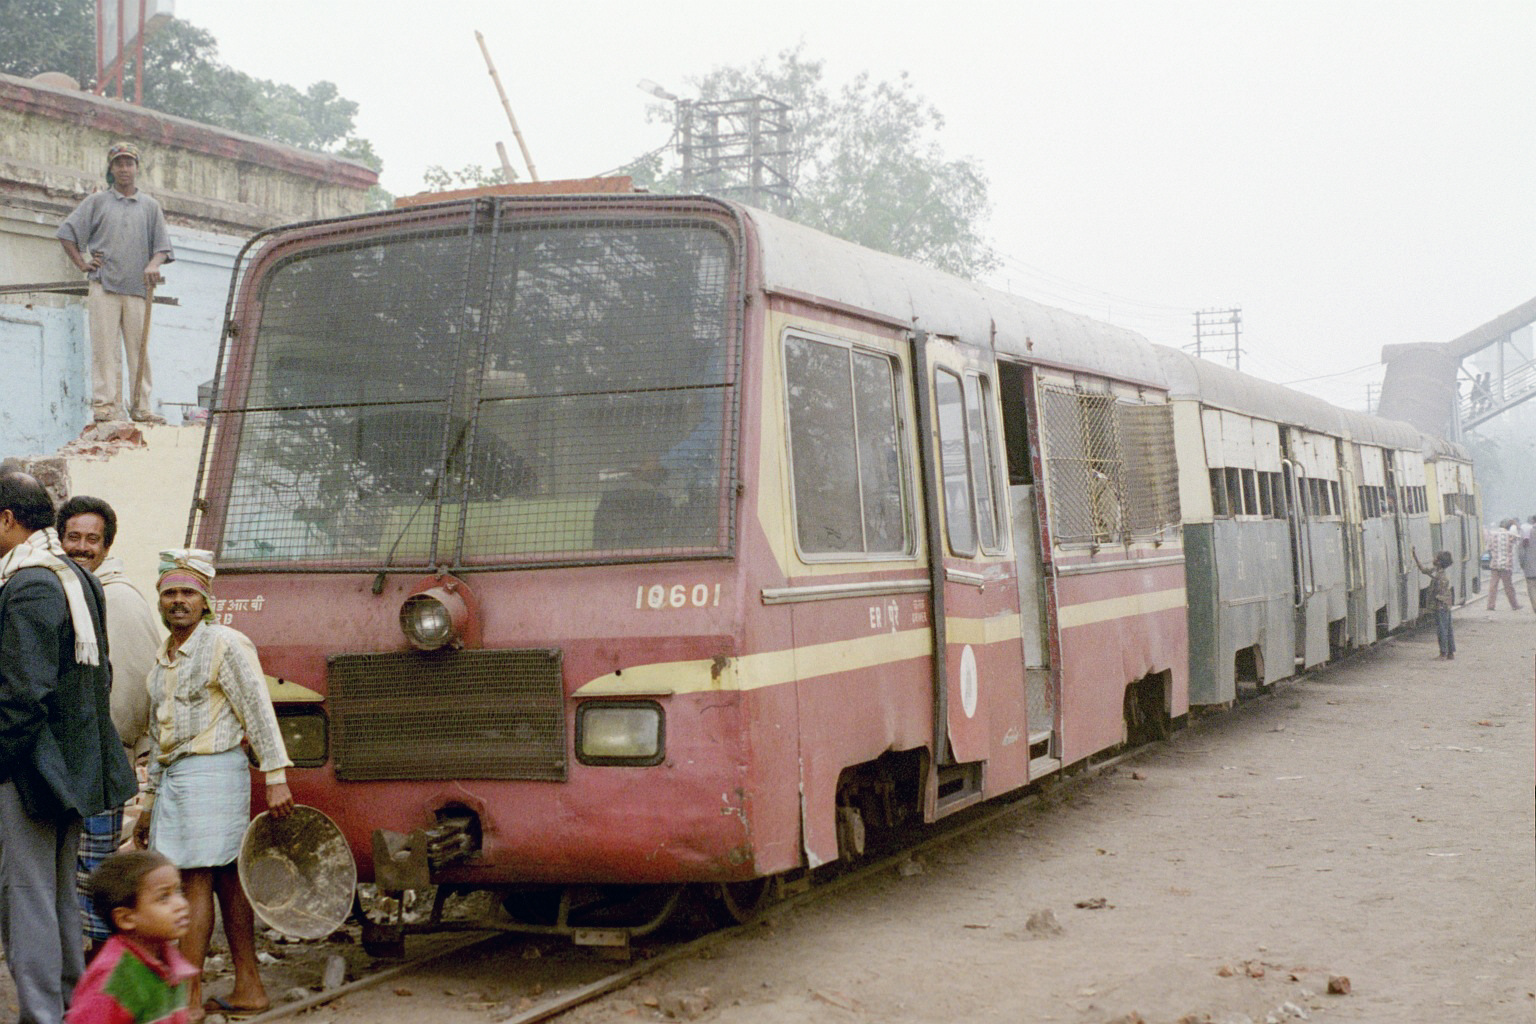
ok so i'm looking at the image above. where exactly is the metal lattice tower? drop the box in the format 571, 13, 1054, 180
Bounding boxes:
677, 96, 793, 213
1188, 308, 1243, 372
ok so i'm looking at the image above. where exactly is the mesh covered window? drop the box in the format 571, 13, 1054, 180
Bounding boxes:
1040, 383, 1179, 547
203, 207, 738, 568
1115, 401, 1179, 535
785, 335, 910, 556
1039, 384, 1123, 545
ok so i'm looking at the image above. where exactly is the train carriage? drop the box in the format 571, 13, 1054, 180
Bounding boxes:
189, 189, 1469, 945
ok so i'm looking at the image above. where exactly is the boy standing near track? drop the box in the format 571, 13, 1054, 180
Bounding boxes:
68, 849, 196, 1024
1413, 548, 1456, 660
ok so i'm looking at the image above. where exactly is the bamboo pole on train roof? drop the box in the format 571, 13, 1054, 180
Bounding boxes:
475, 30, 540, 183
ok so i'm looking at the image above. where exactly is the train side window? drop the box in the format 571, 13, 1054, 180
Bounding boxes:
1258, 471, 1274, 517
785, 335, 910, 557
1210, 468, 1229, 517
935, 369, 977, 556
1240, 470, 1259, 517
998, 363, 1033, 485
1330, 481, 1342, 517
1225, 468, 1243, 515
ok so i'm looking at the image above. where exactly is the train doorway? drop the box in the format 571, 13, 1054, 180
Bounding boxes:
911, 334, 1032, 812
998, 361, 1058, 776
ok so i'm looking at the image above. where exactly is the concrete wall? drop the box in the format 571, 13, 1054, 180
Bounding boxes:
0, 71, 376, 459
66, 424, 207, 608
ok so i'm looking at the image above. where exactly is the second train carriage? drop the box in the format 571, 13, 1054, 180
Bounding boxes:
188, 190, 1474, 943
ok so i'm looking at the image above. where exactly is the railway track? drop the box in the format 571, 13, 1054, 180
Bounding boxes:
234, 737, 1161, 1024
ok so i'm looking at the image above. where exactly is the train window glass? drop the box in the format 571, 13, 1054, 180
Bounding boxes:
1330, 481, 1342, 517
936, 369, 977, 556
851, 351, 909, 553
1305, 478, 1319, 516
1210, 469, 1229, 517
963, 374, 1004, 554
786, 336, 909, 556
1258, 472, 1274, 517
1358, 486, 1369, 519
1241, 470, 1259, 517
213, 219, 737, 567
1225, 468, 1244, 515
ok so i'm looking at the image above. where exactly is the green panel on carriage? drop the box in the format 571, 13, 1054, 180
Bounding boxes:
1183, 523, 1223, 705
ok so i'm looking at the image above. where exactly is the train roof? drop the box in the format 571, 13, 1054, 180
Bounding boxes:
1153, 344, 1469, 459
743, 206, 1167, 387
741, 203, 1471, 462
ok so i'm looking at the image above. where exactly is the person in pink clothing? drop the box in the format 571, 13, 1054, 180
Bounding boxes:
67, 849, 196, 1024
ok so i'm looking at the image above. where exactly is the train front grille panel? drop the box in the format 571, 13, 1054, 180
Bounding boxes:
329, 648, 566, 781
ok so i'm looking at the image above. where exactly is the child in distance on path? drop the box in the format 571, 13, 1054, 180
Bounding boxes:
1413, 548, 1456, 660
67, 850, 197, 1024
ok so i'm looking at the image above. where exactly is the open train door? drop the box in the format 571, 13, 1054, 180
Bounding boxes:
910, 332, 1031, 817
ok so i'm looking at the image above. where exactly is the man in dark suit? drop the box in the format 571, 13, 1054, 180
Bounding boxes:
0, 471, 136, 1024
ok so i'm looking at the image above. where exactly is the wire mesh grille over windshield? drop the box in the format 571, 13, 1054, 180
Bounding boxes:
201, 203, 740, 570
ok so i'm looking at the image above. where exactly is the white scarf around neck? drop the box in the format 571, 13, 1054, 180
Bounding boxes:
0, 527, 101, 666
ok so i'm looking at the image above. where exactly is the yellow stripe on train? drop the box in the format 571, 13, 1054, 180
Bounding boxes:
575, 612, 1022, 696
1055, 588, 1187, 629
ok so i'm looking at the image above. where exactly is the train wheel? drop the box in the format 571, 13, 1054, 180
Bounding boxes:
715, 878, 773, 924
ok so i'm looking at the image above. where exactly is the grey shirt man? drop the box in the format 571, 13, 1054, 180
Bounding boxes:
56, 188, 175, 298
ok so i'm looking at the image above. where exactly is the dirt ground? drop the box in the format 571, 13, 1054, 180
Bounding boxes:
3, 603, 1531, 1024
557, 602, 1535, 1024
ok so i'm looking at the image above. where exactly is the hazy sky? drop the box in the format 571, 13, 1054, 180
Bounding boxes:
172, 0, 1534, 409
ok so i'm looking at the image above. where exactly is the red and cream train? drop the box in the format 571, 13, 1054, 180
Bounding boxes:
188, 192, 1478, 944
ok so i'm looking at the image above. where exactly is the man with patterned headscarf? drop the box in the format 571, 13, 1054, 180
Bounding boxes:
56, 142, 175, 424
0, 472, 136, 1024
134, 550, 291, 1019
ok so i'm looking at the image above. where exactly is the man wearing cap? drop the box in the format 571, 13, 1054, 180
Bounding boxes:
133, 550, 292, 1019
56, 142, 175, 424
0, 471, 137, 1024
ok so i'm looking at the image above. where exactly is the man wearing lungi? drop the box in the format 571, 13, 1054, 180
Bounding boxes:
58, 494, 163, 954
133, 550, 292, 1020
0, 472, 137, 1024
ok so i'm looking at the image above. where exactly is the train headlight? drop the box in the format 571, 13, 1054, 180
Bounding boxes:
276, 707, 327, 767
576, 702, 664, 765
400, 587, 467, 650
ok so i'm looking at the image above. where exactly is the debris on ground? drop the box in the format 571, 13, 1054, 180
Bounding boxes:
1025, 908, 1064, 936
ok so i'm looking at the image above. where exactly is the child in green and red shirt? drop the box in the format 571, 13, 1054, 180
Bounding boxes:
68, 850, 197, 1024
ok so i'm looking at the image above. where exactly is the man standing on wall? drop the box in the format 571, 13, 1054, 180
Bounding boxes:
57, 495, 163, 953
56, 142, 174, 425
0, 472, 137, 1024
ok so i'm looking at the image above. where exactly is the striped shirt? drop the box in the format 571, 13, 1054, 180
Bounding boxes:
144, 622, 290, 796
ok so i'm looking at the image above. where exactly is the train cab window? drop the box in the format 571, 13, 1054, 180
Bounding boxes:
784, 335, 910, 557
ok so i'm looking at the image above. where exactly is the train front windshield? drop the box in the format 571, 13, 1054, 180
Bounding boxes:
204, 211, 738, 568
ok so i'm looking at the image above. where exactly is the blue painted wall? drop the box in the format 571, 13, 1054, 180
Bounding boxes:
0, 225, 243, 457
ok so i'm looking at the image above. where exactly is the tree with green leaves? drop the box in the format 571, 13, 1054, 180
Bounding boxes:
0, 0, 382, 180
627, 47, 997, 280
